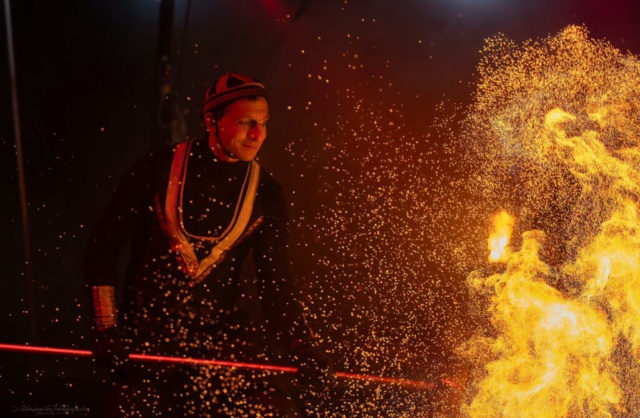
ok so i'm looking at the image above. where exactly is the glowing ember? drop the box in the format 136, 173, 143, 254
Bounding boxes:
460, 25, 640, 417
487, 211, 514, 262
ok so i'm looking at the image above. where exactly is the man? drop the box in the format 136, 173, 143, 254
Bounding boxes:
85, 73, 332, 417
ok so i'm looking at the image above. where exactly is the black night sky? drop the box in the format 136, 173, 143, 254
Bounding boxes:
2, 0, 640, 416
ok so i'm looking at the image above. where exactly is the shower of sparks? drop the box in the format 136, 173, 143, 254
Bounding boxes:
285, 44, 468, 418
458, 25, 640, 417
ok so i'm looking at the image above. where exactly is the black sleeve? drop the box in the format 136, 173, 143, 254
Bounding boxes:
253, 181, 314, 353
84, 153, 157, 288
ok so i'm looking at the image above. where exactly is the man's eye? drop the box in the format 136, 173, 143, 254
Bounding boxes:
238, 120, 267, 128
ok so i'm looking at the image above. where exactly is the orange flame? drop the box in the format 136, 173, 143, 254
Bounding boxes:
467, 231, 620, 417
461, 26, 640, 417
488, 211, 514, 262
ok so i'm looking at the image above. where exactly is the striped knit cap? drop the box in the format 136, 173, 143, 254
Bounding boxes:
203, 73, 267, 115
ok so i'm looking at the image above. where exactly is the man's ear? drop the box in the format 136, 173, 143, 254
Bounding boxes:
204, 114, 215, 131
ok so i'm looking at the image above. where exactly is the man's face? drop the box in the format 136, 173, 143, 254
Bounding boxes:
215, 97, 269, 161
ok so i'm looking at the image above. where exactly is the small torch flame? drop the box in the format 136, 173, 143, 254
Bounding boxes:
488, 211, 515, 263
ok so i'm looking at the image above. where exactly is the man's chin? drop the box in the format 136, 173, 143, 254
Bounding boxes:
237, 153, 258, 162
236, 148, 259, 161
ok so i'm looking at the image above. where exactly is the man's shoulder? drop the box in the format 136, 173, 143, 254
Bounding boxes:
155, 140, 191, 160
131, 141, 188, 171
256, 164, 285, 194
252, 164, 289, 217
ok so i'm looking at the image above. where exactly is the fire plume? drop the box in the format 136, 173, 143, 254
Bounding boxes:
468, 229, 620, 418
460, 25, 640, 417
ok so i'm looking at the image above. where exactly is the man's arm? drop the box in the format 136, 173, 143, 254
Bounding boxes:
252, 182, 313, 351
84, 153, 156, 366
253, 180, 334, 388
85, 155, 155, 292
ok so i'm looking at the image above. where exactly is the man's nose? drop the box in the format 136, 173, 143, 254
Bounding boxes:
248, 125, 266, 141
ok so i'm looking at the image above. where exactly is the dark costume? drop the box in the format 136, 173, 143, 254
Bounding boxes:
85, 138, 312, 416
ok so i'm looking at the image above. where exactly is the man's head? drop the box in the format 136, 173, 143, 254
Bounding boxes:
203, 73, 269, 162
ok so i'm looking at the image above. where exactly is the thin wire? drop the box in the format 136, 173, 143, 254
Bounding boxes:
4, 0, 37, 343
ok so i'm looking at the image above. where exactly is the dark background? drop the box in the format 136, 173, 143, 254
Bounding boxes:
1, 0, 639, 416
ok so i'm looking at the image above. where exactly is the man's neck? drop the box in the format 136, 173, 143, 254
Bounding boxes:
208, 134, 239, 163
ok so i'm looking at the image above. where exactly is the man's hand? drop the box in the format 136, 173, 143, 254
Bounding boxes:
294, 346, 334, 390
90, 285, 130, 376
92, 326, 130, 374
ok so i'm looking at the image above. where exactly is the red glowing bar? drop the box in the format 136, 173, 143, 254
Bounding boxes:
0, 343, 91, 357
128, 352, 298, 373
0, 343, 454, 390
335, 370, 436, 390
